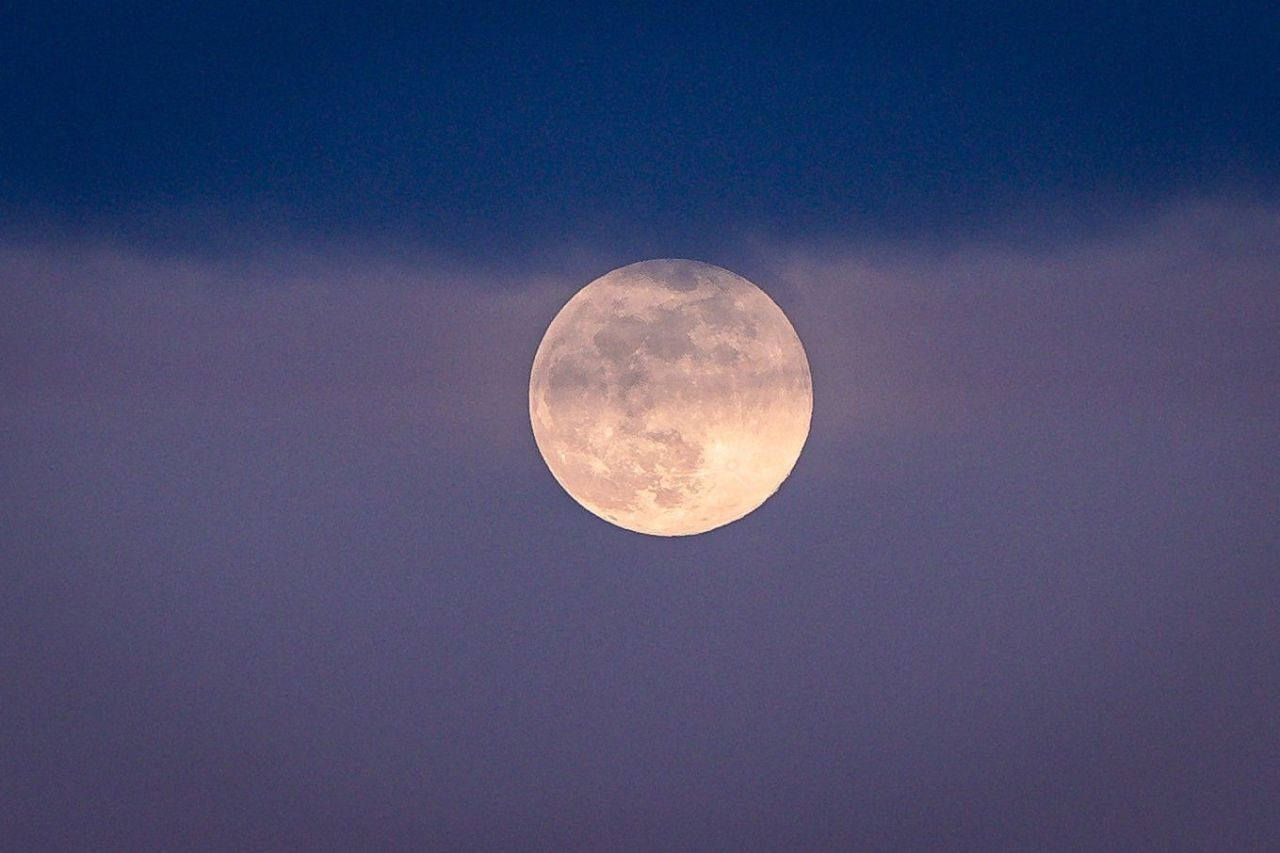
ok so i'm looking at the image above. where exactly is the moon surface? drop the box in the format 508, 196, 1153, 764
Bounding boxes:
529, 259, 813, 536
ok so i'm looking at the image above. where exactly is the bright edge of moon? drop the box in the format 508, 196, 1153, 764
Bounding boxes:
529, 259, 813, 536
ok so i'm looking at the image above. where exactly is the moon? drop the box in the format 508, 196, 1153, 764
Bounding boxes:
529, 259, 813, 536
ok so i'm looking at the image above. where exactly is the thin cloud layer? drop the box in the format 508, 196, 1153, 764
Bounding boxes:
2, 245, 571, 458
3, 198, 1278, 848
771, 199, 1279, 434
5, 198, 1276, 443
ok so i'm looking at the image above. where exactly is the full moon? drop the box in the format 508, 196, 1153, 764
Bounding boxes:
529, 259, 813, 536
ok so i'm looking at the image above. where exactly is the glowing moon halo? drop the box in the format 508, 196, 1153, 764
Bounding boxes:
529, 259, 812, 536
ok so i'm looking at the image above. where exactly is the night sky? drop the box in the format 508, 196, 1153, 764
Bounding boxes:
4, 3, 1279, 849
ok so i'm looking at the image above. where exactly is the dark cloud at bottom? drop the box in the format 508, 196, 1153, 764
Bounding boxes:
2, 200, 1278, 848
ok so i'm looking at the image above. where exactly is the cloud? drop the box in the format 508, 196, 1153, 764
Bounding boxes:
767, 198, 1280, 435
0, 243, 576, 460
6, 197, 1276, 444
2, 198, 1277, 848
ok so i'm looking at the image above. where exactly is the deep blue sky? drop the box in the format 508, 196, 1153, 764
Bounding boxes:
3, 4, 1279, 850
2, 2, 1276, 250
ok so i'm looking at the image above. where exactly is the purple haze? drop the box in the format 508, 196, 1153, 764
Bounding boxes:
3, 200, 1278, 848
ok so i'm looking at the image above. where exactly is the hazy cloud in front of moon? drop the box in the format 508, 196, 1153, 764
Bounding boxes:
2, 197, 1275, 467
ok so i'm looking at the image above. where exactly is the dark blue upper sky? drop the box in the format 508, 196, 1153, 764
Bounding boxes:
3, 2, 1276, 250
